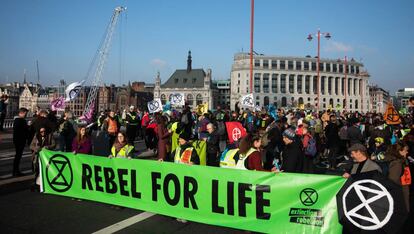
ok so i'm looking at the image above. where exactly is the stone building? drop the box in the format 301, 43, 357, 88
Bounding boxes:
213, 79, 231, 109
368, 85, 390, 113
154, 51, 218, 109
230, 53, 370, 112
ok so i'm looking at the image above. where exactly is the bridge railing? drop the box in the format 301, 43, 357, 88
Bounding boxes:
2, 118, 34, 129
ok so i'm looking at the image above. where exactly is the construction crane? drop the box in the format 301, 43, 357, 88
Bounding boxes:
81, 6, 126, 122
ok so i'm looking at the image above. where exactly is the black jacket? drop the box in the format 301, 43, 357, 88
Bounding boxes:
281, 141, 304, 173
13, 117, 28, 145
206, 131, 220, 154
325, 122, 340, 147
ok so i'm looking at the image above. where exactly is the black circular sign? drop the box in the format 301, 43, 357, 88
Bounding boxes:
46, 154, 73, 192
300, 188, 318, 206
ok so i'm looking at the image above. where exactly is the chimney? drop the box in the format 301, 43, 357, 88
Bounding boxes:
187, 50, 192, 73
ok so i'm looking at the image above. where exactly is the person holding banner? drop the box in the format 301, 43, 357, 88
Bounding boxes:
109, 132, 135, 159
72, 126, 92, 154
236, 134, 266, 171
30, 127, 56, 191
172, 132, 199, 165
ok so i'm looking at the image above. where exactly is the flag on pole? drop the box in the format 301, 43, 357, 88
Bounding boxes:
50, 96, 65, 111
65, 80, 85, 101
225, 122, 247, 144
240, 94, 254, 108
147, 99, 163, 113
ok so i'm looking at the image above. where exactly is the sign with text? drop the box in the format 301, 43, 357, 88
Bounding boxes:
40, 150, 345, 233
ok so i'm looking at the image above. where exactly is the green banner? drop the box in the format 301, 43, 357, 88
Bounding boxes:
39, 150, 346, 233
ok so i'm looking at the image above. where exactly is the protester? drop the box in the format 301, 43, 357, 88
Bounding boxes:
72, 126, 92, 154
12, 108, 29, 176
172, 132, 199, 165
205, 123, 220, 166
386, 142, 411, 212
325, 114, 341, 169
102, 110, 120, 149
156, 114, 171, 161
342, 143, 382, 178
109, 132, 135, 159
236, 134, 266, 171
30, 127, 56, 191
125, 105, 140, 144
58, 111, 77, 152
280, 128, 304, 173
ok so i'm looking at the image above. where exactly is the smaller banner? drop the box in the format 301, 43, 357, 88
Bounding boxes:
240, 94, 254, 108
147, 99, 163, 113
170, 93, 185, 106
50, 96, 66, 111
225, 121, 247, 144
196, 103, 208, 115
65, 80, 85, 102
384, 103, 401, 125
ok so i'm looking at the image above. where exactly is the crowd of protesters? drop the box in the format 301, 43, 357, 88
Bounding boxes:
8, 96, 414, 213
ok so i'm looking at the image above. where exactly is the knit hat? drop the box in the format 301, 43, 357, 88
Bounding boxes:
282, 128, 296, 140
348, 143, 367, 153
179, 132, 191, 142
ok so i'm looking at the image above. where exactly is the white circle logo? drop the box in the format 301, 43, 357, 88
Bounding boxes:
232, 128, 242, 141
342, 179, 393, 230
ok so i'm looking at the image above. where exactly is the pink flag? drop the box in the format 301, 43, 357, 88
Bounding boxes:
50, 96, 65, 111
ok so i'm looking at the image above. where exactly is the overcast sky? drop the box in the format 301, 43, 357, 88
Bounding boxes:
0, 0, 413, 94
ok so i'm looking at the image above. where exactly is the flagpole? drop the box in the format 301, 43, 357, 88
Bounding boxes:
249, 0, 254, 94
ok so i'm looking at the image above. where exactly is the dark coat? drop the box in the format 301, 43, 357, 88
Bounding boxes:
325, 122, 340, 147
281, 141, 304, 173
347, 125, 363, 146
206, 131, 220, 154
13, 117, 29, 145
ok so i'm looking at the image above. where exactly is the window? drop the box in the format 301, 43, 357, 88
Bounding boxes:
192, 78, 196, 83
263, 73, 269, 93
339, 64, 344, 73
288, 61, 294, 70
356, 66, 360, 74
341, 78, 345, 95
289, 75, 294, 93
297, 75, 302, 94
271, 60, 277, 69
272, 74, 278, 93
311, 62, 316, 71
348, 79, 351, 95
187, 94, 194, 106
183, 78, 187, 83
333, 64, 337, 73
304, 61, 309, 71
254, 73, 261, 93
319, 63, 324, 72
351, 65, 355, 74
354, 79, 357, 95
254, 59, 260, 67
280, 60, 286, 70
196, 94, 203, 105
328, 63, 332, 72
335, 78, 339, 95
321, 76, 326, 95
296, 61, 302, 70
305, 75, 310, 94
238, 73, 240, 78
313, 76, 317, 94
328, 77, 332, 95
263, 60, 269, 69
280, 74, 286, 93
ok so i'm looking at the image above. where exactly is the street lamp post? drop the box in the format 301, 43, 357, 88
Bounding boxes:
307, 29, 331, 112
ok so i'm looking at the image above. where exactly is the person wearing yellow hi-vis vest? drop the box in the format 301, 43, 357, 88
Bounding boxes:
109, 132, 135, 159
169, 121, 182, 155
171, 132, 199, 165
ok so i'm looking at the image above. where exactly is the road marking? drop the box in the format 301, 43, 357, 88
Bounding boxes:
0, 154, 32, 161
0, 170, 33, 180
92, 212, 156, 234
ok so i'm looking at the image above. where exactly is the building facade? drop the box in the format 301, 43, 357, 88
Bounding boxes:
213, 79, 231, 109
154, 51, 218, 109
230, 53, 370, 112
395, 88, 414, 109
368, 85, 389, 113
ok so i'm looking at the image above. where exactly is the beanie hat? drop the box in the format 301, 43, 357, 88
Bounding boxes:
282, 128, 296, 140
179, 132, 191, 142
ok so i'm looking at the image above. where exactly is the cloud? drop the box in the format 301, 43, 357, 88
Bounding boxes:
150, 58, 167, 68
323, 41, 353, 53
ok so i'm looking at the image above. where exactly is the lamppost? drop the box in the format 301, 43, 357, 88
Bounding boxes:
307, 29, 331, 112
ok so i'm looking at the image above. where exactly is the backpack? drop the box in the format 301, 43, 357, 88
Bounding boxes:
304, 137, 317, 158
